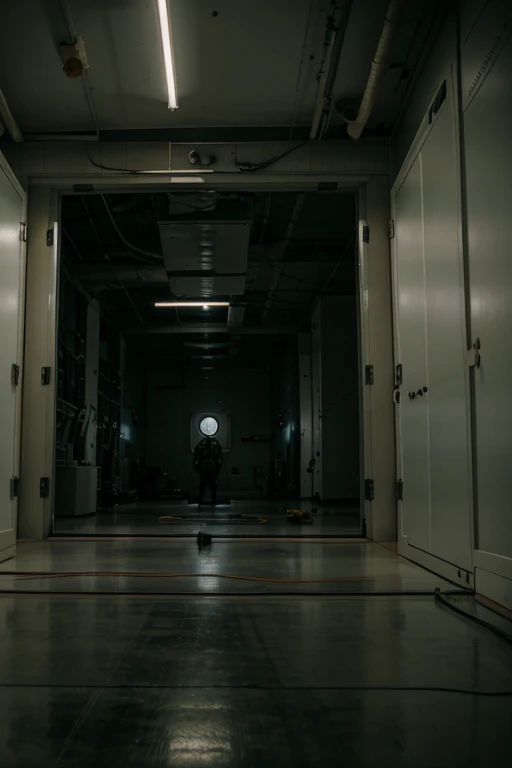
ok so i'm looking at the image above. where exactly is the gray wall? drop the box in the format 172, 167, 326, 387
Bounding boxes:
145, 365, 272, 497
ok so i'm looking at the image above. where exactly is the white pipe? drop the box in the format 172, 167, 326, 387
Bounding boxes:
0, 88, 23, 142
347, 0, 404, 140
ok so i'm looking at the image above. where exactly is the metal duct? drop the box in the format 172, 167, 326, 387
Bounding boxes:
157, 197, 252, 298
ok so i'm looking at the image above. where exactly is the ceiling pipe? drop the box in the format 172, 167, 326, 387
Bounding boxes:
24, 133, 99, 141
346, 0, 404, 140
317, 0, 353, 140
58, 0, 100, 139
0, 88, 23, 142
309, 29, 336, 140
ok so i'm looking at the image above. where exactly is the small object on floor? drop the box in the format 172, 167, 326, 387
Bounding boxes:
285, 508, 313, 524
197, 531, 213, 548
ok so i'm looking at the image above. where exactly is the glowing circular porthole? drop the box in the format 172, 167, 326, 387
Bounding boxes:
199, 416, 219, 437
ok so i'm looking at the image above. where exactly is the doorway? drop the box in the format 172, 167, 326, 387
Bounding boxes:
51, 188, 363, 537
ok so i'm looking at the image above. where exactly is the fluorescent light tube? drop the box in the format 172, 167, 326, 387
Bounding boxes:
154, 302, 230, 308
156, 0, 178, 109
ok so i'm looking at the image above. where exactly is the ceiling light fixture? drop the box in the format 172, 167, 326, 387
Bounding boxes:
156, 0, 178, 109
154, 302, 230, 308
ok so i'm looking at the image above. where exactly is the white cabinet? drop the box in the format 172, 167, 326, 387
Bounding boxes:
392, 69, 472, 571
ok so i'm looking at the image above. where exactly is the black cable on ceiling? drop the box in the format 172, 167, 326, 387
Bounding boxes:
101, 194, 162, 262
264, 260, 324, 288
85, 143, 140, 174
86, 137, 311, 177
287, 0, 317, 146
237, 140, 310, 173
318, 228, 356, 293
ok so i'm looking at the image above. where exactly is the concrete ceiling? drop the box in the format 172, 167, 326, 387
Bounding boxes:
0, 0, 441, 137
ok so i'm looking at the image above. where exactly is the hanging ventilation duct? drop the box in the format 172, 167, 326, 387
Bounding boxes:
157, 195, 252, 298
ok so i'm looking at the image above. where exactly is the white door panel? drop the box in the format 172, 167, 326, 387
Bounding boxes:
0, 160, 24, 552
394, 156, 430, 552
421, 101, 472, 569
393, 70, 472, 571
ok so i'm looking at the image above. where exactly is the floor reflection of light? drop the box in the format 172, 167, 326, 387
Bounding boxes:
169, 732, 232, 765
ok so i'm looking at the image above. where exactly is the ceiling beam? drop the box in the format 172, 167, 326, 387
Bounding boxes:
68, 263, 168, 286
123, 324, 298, 335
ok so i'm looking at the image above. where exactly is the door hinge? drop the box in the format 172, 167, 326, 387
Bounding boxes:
11, 363, 20, 387
40, 477, 50, 498
362, 225, 370, 243
46, 228, 54, 246
388, 219, 395, 239
20, 221, 27, 242
364, 479, 374, 501
396, 479, 403, 502
466, 337, 481, 369
10, 476, 20, 499
41, 366, 51, 386
365, 364, 374, 385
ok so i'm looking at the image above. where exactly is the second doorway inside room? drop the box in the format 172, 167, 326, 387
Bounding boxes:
52, 188, 362, 537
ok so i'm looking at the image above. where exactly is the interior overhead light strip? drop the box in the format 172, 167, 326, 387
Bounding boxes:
156, 0, 178, 109
155, 302, 230, 308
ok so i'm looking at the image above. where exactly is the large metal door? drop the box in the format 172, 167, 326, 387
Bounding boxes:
421, 89, 472, 569
394, 156, 430, 552
0, 156, 25, 554
393, 70, 472, 570
465, 38, 512, 573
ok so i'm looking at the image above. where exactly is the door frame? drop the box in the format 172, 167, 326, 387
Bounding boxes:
390, 64, 475, 588
7, 144, 395, 543
0, 152, 27, 558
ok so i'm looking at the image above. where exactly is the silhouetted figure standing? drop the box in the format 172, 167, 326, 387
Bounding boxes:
193, 436, 222, 507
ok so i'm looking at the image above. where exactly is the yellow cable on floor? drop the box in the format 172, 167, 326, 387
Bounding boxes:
13, 572, 373, 584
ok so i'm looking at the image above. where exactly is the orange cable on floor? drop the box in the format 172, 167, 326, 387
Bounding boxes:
8, 571, 373, 584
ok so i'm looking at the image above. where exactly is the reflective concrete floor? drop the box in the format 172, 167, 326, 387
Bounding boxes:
52, 499, 362, 537
1, 540, 450, 594
1, 541, 511, 766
